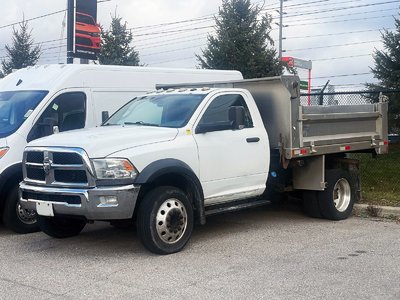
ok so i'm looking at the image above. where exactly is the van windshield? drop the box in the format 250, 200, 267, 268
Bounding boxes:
0, 91, 48, 138
104, 94, 206, 128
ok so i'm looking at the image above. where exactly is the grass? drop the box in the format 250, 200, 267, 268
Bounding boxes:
352, 143, 400, 207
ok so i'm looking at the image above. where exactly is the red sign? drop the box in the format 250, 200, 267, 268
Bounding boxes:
74, 0, 100, 60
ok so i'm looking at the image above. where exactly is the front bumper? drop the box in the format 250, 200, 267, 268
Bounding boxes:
19, 182, 140, 220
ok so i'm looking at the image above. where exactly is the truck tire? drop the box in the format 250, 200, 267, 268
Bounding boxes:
137, 186, 194, 255
318, 169, 355, 220
3, 184, 39, 234
302, 190, 322, 218
37, 215, 86, 238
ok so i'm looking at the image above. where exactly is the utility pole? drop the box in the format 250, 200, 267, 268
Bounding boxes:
67, 0, 74, 64
278, 0, 284, 59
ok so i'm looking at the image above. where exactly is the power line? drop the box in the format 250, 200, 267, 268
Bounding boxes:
313, 54, 372, 61
313, 72, 371, 79
284, 0, 400, 19
285, 40, 381, 52
285, 7, 397, 24
286, 14, 394, 27
0, 0, 111, 30
286, 28, 391, 40
0, 9, 66, 30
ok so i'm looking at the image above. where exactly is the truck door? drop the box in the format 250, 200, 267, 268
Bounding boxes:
193, 92, 269, 205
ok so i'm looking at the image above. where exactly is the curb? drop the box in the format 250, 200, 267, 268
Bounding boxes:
354, 203, 400, 219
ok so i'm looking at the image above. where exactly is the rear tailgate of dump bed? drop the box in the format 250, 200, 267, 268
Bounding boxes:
286, 99, 389, 160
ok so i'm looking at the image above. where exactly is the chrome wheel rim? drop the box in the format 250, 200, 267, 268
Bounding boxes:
16, 202, 37, 225
333, 178, 351, 212
156, 198, 187, 244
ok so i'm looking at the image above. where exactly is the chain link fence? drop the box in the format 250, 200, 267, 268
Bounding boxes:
300, 91, 400, 206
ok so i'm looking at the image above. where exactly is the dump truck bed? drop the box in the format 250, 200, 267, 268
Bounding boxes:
158, 76, 389, 160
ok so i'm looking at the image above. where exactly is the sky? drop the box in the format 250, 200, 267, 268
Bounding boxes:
0, 0, 398, 90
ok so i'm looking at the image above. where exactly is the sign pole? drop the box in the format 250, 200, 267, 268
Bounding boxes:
308, 69, 311, 106
67, 0, 74, 64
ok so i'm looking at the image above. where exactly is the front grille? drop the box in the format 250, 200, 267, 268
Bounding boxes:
55, 170, 87, 183
76, 37, 92, 46
53, 152, 83, 165
22, 191, 81, 205
26, 167, 45, 181
26, 152, 44, 164
24, 148, 93, 187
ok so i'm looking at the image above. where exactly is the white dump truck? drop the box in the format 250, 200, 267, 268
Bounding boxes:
20, 76, 388, 254
0, 64, 242, 233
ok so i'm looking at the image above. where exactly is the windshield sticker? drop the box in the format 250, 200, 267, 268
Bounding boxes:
24, 109, 34, 119
52, 103, 59, 111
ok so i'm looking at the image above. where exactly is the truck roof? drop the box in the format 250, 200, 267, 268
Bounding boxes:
0, 64, 243, 92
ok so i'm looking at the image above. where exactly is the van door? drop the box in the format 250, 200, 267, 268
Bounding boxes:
27, 92, 87, 142
193, 93, 269, 205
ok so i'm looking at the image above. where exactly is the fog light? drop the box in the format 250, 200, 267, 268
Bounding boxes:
98, 196, 118, 207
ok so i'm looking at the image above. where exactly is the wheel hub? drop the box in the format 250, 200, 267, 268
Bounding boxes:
156, 199, 187, 244
16, 202, 37, 225
333, 178, 351, 212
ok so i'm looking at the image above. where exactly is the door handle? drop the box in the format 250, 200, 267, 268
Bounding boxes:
246, 137, 260, 143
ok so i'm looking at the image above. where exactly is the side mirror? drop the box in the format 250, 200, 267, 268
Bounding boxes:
102, 111, 109, 123
229, 106, 245, 130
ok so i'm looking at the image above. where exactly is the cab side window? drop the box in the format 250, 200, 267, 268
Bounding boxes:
28, 92, 86, 142
199, 94, 253, 128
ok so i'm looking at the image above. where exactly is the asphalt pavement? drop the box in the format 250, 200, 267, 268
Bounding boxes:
0, 204, 399, 299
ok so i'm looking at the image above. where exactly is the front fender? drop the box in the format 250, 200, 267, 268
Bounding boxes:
136, 159, 205, 225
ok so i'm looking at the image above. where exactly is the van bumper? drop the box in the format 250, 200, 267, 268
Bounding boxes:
19, 182, 140, 220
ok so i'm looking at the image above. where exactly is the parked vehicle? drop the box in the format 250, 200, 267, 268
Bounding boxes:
20, 76, 389, 254
75, 12, 101, 50
0, 64, 243, 233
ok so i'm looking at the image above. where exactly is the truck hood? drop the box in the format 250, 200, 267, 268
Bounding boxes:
27, 126, 179, 157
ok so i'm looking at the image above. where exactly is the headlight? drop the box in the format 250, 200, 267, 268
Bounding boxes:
92, 158, 138, 180
0, 147, 9, 159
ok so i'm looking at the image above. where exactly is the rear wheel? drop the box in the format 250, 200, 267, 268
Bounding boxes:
38, 215, 86, 238
3, 184, 39, 234
137, 186, 194, 255
302, 190, 322, 218
318, 169, 355, 220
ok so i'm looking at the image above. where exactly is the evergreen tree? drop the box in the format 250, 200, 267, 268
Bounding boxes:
98, 15, 140, 66
197, 0, 282, 79
368, 17, 400, 133
1, 20, 41, 75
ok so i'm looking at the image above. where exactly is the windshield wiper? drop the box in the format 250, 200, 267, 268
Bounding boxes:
124, 121, 160, 127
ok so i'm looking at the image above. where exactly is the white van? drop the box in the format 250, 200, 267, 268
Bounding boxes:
0, 64, 242, 233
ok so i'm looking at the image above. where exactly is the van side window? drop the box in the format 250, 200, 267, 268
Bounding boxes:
199, 94, 253, 128
27, 92, 86, 142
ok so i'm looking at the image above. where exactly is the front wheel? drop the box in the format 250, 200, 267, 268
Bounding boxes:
318, 169, 356, 220
3, 184, 39, 234
37, 215, 86, 238
137, 186, 194, 255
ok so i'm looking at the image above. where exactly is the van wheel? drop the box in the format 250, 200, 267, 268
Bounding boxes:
302, 190, 322, 218
318, 169, 355, 220
137, 186, 194, 255
3, 184, 39, 234
38, 215, 86, 238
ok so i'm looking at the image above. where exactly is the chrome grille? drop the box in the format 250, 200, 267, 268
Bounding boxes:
23, 147, 95, 188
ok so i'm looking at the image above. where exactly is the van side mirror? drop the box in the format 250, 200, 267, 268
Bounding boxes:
102, 111, 109, 123
229, 106, 245, 130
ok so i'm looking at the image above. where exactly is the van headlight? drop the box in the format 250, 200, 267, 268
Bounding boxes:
0, 147, 9, 159
92, 158, 138, 180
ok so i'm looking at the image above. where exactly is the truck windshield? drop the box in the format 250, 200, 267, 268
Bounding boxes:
105, 94, 206, 128
0, 91, 48, 138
